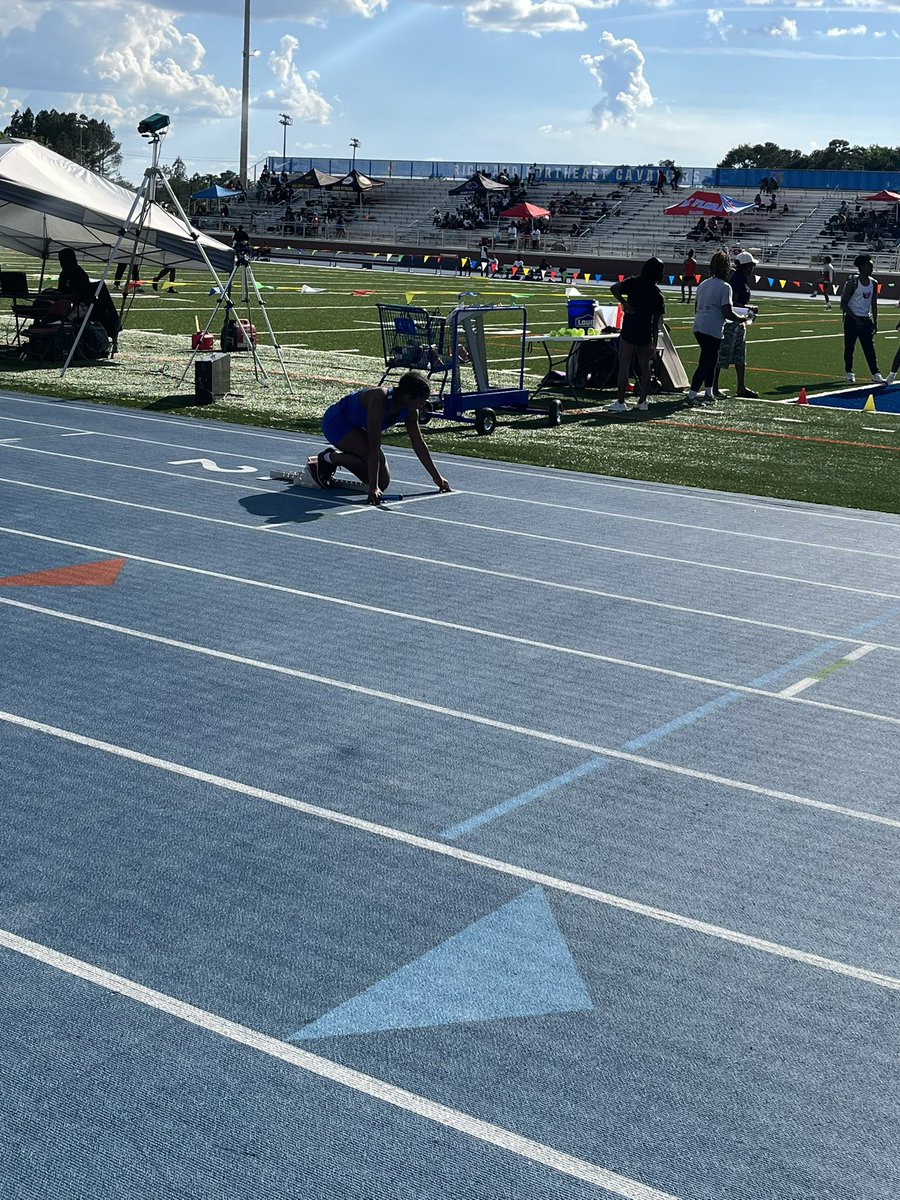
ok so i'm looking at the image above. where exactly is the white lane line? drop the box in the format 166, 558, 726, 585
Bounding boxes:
0, 443, 289, 493
778, 643, 880, 698
1, 522, 899, 657
3, 392, 899, 532
0, 930, 674, 1200
2, 595, 900, 827
393, 509, 900, 602
4, 595, 900, 732
446, 489, 900, 565
3, 470, 897, 604
3, 708, 900, 990
863, 427, 896, 435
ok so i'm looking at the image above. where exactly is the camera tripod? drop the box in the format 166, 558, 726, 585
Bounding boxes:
178, 250, 293, 392
60, 123, 230, 380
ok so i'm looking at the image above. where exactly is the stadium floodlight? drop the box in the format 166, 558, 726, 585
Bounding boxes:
138, 113, 171, 137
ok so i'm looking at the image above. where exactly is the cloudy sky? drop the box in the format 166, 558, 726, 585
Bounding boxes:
1, 0, 899, 181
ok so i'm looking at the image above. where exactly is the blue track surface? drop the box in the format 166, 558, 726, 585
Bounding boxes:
1, 388, 900, 1200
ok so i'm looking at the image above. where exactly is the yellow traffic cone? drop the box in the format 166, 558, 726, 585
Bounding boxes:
863, 394, 876, 413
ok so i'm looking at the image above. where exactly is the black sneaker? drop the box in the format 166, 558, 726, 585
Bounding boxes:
306, 456, 326, 488
317, 449, 337, 487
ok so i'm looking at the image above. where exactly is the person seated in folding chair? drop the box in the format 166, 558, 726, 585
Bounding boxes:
57, 248, 93, 307
309, 371, 451, 506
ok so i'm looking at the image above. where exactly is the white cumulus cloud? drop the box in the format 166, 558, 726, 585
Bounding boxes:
463, 0, 587, 35
824, 23, 868, 34
260, 35, 332, 122
581, 31, 654, 130
707, 8, 730, 39
760, 17, 798, 37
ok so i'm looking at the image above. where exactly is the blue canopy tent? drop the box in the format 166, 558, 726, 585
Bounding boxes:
190, 184, 242, 200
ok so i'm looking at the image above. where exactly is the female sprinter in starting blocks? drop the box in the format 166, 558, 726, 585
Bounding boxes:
309, 371, 451, 505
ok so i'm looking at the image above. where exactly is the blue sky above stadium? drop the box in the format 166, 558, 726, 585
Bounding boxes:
1, 0, 898, 180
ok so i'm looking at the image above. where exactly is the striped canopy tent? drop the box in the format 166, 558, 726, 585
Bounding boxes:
664, 190, 754, 217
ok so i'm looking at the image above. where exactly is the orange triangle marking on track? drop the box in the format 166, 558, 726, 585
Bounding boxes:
0, 558, 127, 587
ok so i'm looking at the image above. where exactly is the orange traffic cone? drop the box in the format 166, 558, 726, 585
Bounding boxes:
797, 387, 808, 405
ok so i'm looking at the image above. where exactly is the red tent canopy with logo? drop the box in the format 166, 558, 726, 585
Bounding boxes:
664, 190, 753, 217
861, 190, 900, 204
499, 202, 550, 220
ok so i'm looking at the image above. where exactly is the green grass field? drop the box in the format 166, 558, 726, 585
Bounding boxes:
1, 249, 898, 513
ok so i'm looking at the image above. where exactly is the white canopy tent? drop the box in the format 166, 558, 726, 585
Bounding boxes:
0, 138, 234, 273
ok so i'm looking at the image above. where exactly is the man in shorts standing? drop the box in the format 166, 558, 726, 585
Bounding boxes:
713, 251, 759, 399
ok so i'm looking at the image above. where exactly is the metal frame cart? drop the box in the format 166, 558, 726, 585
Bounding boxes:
416, 302, 562, 435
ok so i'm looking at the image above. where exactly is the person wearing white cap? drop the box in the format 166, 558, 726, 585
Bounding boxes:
713, 250, 759, 399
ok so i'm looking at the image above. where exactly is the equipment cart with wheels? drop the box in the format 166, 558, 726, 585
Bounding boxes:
419, 303, 561, 435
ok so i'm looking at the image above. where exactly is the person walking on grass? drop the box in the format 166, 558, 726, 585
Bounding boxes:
840, 254, 886, 384
309, 371, 451, 506
810, 256, 834, 307
680, 249, 698, 303
606, 257, 665, 414
687, 250, 747, 406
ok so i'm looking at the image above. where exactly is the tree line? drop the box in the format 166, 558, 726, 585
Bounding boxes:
1, 108, 239, 206
718, 138, 900, 172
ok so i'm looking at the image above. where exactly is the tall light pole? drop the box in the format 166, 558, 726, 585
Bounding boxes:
239, 0, 260, 190
76, 114, 89, 167
279, 113, 293, 163
349, 137, 360, 169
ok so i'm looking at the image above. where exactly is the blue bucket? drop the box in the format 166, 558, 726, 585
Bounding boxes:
567, 299, 594, 329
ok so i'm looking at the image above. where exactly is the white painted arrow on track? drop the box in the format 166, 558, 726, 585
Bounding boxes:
168, 458, 259, 474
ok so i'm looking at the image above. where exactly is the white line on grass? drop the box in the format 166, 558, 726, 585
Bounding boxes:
3, 708, 900, 987
0, 929, 675, 1200
3, 393, 900, 534
2, 610, 899, 823
1, 518, 900, 658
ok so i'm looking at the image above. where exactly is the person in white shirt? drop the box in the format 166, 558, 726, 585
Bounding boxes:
839, 254, 885, 384
687, 250, 747, 405
810, 256, 835, 307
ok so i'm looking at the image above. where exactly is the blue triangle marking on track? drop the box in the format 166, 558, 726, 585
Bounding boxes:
289, 886, 593, 1041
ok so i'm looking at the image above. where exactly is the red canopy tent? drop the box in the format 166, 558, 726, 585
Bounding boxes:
664, 190, 753, 217
861, 190, 900, 203
499, 202, 550, 220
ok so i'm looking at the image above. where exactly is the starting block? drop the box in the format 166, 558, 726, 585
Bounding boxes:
270, 463, 368, 492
